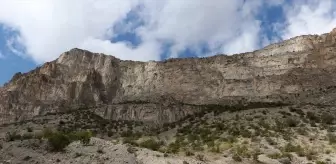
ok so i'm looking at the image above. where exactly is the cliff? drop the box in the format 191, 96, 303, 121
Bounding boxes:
1, 28, 336, 124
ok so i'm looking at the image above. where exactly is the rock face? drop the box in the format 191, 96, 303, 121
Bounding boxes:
2, 28, 336, 124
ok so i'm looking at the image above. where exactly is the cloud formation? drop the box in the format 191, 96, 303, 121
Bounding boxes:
280, 0, 336, 39
0, 0, 335, 63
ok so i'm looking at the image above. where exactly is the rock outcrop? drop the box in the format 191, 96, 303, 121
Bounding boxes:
2, 28, 336, 124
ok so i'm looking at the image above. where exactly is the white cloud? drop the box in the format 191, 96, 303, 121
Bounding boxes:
136, 0, 276, 57
0, 0, 139, 63
0, 0, 306, 63
280, 0, 336, 39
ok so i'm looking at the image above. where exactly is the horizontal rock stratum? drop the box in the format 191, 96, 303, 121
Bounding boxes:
1, 28, 336, 125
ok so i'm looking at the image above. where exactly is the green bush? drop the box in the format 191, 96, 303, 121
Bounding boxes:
139, 139, 163, 151
268, 153, 282, 159
232, 145, 250, 158
44, 128, 92, 151
74, 130, 92, 145
42, 128, 54, 138
47, 132, 71, 152
123, 137, 139, 146
167, 142, 180, 153
283, 143, 303, 153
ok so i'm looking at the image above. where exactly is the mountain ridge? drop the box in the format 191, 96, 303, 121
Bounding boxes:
1, 28, 336, 125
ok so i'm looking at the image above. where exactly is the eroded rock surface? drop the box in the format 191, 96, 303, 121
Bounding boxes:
1, 28, 336, 124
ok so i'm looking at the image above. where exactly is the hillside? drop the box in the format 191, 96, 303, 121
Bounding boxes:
1, 29, 336, 164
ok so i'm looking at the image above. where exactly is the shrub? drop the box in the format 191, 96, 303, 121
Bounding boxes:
210, 145, 221, 153
5, 131, 21, 141
305, 149, 317, 160
321, 113, 335, 125
232, 145, 250, 158
266, 137, 277, 145
167, 142, 180, 153
268, 153, 282, 159
47, 132, 71, 152
297, 127, 309, 136
123, 137, 138, 146
196, 154, 205, 161
289, 107, 304, 116
23, 156, 32, 161
185, 151, 194, 156
306, 112, 319, 122
252, 149, 261, 161
97, 146, 104, 154
232, 154, 242, 162
33, 132, 44, 140
42, 128, 54, 138
107, 131, 113, 137
120, 130, 133, 137
241, 129, 252, 138
139, 139, 163, 151
27, 127, 33, 132
74, 152, 82, 158
21, 133, 33, 140
328, 133, 336, 144
127, 146, 137, 154
74, 130, 92, 145
283, 143, 303, 153
285, 117, 300, 127
187, 134, 199, 142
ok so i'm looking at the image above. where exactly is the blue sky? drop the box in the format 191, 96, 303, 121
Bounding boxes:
0, 25, 36, 85
0, 0, 336, 85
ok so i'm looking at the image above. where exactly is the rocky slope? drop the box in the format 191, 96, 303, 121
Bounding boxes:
2, 28, 336, 125
2, 29, 336, 164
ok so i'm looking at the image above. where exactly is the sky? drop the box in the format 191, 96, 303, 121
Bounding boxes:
0, 0, 336, 85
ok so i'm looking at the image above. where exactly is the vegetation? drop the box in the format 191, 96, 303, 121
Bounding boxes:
47, 131, 71, 152
27, 127, 33, 132
4, 103, 336, 163
139, 138, 163, 151
321, 113, 335, 125
43, 128, 93, 152
71, 130, 92, 145
283, 143, 303, 153
328, 133, 336, 144
232, 154, 242, 162
5, 131, 22, 141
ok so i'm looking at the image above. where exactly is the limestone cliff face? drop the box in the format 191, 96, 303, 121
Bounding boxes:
2, 28, 336, 124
